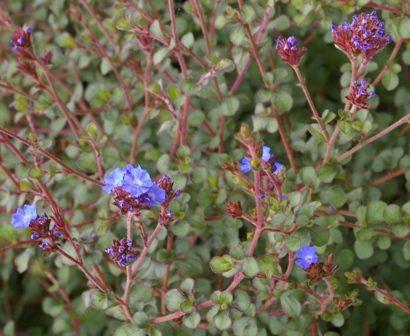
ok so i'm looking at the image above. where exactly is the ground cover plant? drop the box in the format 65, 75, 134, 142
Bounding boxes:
1, 0, 410, 335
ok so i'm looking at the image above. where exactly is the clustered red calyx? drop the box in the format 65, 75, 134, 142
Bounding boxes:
331, 11, 392, 64
345, 79, 376, 109
225, 200, 243, 219
29, 213, 62, 252
10, 26, 36, 60
305, 253, 338, 284
275, 36, 307, 67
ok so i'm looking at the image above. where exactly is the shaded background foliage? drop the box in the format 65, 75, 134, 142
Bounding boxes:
1, 0, 410, 335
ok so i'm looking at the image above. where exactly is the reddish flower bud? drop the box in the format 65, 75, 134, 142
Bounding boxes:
276, 36, 307, 67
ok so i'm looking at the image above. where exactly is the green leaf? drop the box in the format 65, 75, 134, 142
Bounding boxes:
392, 224, 409, 237
77, 153, 98, 173
230, 25, 246, 45
116, 19, 133, 31
157, 154, 170, 173
383, 204, 402, 225
163, 289, 186, 312
354, 240, 374, 259
273, 91, 293, 112
280, 292, 302, 317
129, 284, 153, 304
356, 227, 373, 240
252, 116, 278, 133
366, 201, 387, 225
0, 224, 18, 242
132, 312, 150, 328
258, 255, 277, 279
268, 15, 290, 31
398, 17, 410, 38
219, 292, 233, 305
167, 85, 182, 100
187, 110, 205, 126
183, 311, 201, 329
382, 70, 399, 91
242, 5, 256, 23
338, 120, 352, 133
100, 58, 112, 75
210, 255, 234, 273
180, 300, 193, 313
153, 47, 172, 65
331, 313, 345, 327
287, 192, 302, 208
177, 145, 191, 158
242, 257, 259, 277
310, 224, 330, 247
317, 164, 337, 183
86, 122, 99, 142
319, 186, 347, 208
15, 248, 34, 273
182, 79, 201, 95
179, 278, 195, 296
233, 289, 251, 312
192, 166, 207, 184
213, 309, 232, 330
219, 96, 240, 116
58, 32, 76, 47
308, 124, 326, 143
28, 167, 44, 179
181, 32, 194, 48
150, 20, 165, 39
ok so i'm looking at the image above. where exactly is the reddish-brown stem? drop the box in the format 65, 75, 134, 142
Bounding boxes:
0, 161, 20, 190
337, 112, 410, 162
370, 168, 407, 186
161, 235, 173, 314
293, 65, 329, 142
130, 50, 153, 161
359, 279, 410, 314
334, 0, 404, 15
236, 1, 297, 172
81, 23, 133, 112
35, 59, 85, 142
167, 0, 190, 146
0, 126, 103, 186
210, 0, 221, 40
78, 0, 117, 50
372, 38, 404, 87
190, 0, 224, 151
45, 271, 80, 336
230, 6, 271, 94
316, 212, 410, 240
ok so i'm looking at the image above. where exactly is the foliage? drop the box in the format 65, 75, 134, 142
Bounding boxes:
1, 1, 410, 335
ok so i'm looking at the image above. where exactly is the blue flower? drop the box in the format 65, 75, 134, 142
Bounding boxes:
11, 204, 37, 229
240, 146, 272, 173
122, 165, 153, 197
262, 146, 271, 162
239, 157, 252, 173
295, 245, 318, 270
102, 168, 125, 193
273, 162, 284, 175
145, 184, 166, 206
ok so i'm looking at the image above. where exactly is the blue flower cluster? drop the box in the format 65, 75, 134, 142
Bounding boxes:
240, 146, 284, 175
103, 164, 165, 210
11, 204, 37, 229
105, 238, 137, 267
331, 11, 392, 63
295, 245, 318, 270
11, 205, 61, 251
